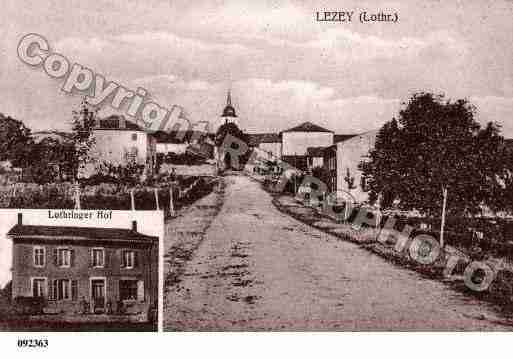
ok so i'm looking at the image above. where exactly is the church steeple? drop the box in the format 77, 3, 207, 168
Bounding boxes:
222, 89, 237, 118
227, 89, 232, 107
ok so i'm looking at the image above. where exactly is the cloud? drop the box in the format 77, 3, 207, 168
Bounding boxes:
1, 0, 512, 138
471, 96, 513, 135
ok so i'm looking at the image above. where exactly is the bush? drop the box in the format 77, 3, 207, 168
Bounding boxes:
162, 152, 207, 166
13, 296, 45, 315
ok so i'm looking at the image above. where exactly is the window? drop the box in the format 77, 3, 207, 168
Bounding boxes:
121, 250, 136, 269
119, 280, 138, 301
125, 147, 138, 163
33, 246, 45, 267
57, 248, 71, 267
91, 248, 105, 268
131, 133, 137, 141
50, 279, 77, 301
32, 278, 46, 298
57, 279, 70, 300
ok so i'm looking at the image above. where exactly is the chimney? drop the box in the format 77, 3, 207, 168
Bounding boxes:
17, 213, 22, 225
131, 220, 137, 232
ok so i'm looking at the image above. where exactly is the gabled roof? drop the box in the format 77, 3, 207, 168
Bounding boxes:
247, 133, 281, 146
7, 224, 158, 243
281, 121, 333, 133
95, 115, 145, 132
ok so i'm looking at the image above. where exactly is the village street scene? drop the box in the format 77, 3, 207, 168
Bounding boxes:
1, 0, 513, 334
163, 91, 513, 331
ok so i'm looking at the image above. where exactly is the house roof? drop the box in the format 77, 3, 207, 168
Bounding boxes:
7, 224, 158, 243
95, 115, 146, 132
334, 134, 357, 143
247, 133, 281, 146
306, 146, 327, 157
281, 121, 333, 133
154, 130, 209, 144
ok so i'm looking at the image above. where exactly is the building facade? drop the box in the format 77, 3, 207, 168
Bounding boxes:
327, 130, 377, 202
280, 122, 334, 157
8, 214, 158, 319
85, 115, 157, 177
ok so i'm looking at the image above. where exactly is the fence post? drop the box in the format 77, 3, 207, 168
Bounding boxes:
169, 186, 175, 216
154, 188, 160, 211
74, 184, 81, 210
130, 189, 135, 211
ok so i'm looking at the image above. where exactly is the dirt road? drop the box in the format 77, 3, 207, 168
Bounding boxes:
164, 175, 512, 330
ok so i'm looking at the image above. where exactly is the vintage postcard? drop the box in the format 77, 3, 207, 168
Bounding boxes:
1, 0, 513, 351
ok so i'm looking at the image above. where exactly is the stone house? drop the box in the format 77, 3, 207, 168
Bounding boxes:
7, 214, 158, 319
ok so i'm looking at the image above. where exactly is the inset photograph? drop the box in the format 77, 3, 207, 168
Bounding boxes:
0, 209, 162, 331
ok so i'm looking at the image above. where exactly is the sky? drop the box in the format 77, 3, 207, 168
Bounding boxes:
0, 0, 512, 136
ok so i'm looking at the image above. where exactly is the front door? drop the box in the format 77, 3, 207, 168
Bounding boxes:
91, 279, 106, 314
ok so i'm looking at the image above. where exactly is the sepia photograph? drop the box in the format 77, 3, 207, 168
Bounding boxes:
1, 0, 513, 349
0, 209, 162, 331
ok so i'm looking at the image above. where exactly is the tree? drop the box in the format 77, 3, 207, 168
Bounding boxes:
70, 99, 97, 181
0, 113, 33, 167
26, 137, 74, 184
360, 92, 508, 246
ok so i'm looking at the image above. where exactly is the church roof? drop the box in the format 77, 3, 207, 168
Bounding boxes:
222, 105, 237, 118
281, 121, 333, 133
221, 90, 237, 118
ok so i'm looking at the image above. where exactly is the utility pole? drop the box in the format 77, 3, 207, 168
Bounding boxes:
440, 186, 448, 248
154, 188, 160, 211
169, 185, 175, 216
130, 189, 135, 211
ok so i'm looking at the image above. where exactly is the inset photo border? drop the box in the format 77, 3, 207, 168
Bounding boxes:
0, 209, 163, 332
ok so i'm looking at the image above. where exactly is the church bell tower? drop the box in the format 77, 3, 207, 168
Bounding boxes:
221, 90, 238, 126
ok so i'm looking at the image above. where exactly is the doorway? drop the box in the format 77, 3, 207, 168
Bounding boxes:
90, 278, 106, 314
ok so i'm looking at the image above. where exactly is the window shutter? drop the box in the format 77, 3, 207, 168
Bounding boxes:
70, 249, 75, 267
120, 250, 125, 268
71, 280, 78, 301
104, 249, 109, 268
53, 249, 58, 266
137, 280, 144, 301
52, 279, 58, 300
133, 251, 139, 268
89, 249, 93, 268
48, 280, 54, 300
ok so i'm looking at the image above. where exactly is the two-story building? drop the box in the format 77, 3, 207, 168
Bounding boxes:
280, 122, 334, 171
323, 130, 378, 202
83, 115, 157, 178
7, 214, 158, 320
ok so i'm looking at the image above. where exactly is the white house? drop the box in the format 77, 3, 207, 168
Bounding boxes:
83, 115, 157, 177
329, 130, 378, 202
281, 122, 334, 156
247, 133, 282, 160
